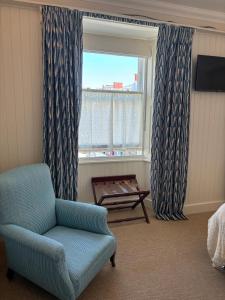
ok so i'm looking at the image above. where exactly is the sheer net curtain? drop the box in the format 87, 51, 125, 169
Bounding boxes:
79, 91, 143, 152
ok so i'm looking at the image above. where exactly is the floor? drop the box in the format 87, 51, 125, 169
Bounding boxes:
1, 210, 225, 300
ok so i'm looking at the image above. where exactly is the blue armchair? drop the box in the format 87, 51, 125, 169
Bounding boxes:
0, 164, 116, 300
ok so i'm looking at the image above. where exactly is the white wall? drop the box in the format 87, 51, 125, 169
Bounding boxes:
185, 31, 225, 213
0, 4, 42, 172
1, 4, 225, 213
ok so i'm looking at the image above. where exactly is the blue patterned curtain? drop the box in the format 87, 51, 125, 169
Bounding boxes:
150, 24, 194, 220
42, 6, 83, 200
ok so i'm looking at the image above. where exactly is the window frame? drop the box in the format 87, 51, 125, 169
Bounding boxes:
79, 44, 156, 162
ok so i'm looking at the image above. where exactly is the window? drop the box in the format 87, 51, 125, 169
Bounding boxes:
79, 52, 147, 158
79, 18, 158, 160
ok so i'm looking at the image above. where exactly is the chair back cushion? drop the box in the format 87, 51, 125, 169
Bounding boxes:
0, 164, 56, 234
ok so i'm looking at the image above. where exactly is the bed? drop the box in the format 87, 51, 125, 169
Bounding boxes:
208, 203, 225, 268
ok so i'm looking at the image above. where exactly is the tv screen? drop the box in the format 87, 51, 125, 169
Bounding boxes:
195, 55, 225, 92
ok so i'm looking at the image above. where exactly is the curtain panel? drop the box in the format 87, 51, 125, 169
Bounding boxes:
42, 6, 83, 200
150, 24, 194, 220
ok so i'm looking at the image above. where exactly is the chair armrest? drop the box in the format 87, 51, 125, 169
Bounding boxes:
0, 224, 64, 262
0, 224, 75, 300
55, 199, 112, 235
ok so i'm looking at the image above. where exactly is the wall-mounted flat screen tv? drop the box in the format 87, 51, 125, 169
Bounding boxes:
195, 55, 225, 92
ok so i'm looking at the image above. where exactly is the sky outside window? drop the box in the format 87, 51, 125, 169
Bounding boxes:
82, 52, 140, 91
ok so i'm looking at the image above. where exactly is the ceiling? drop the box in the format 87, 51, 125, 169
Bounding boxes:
13, 0, 225, 32
92, 0, 225, 13
82, 0, 225, 32
83, 18, 158, 40
159, 0, 225, 13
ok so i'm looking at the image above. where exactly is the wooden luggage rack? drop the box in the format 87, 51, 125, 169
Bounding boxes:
91, 175, 150, 224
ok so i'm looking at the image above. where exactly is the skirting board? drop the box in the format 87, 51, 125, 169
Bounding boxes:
183, 201, 223, 215
145, 198, 224, 215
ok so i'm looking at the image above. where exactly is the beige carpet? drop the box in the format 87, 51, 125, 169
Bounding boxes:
1, 210, 225, 300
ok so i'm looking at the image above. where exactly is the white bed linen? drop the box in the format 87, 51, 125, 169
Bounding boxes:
208, 203, 225, 268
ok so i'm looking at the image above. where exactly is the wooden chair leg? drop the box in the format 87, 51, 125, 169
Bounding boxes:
6, 268, 15, 280
110, 253, 116, 267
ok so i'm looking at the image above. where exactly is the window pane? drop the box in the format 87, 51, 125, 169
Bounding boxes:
79, 51, 145, 158
113, 93, 143, 147
83, 52, 144, 92
79, 92, 111, 148
79, 90, 143, 156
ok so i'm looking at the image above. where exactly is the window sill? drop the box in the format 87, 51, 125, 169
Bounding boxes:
79, 156, 150, 165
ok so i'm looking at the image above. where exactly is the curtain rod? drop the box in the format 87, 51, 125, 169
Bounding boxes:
2, 0, 225, 35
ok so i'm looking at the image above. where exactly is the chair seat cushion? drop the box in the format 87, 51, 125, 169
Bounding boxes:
43, 226, 116, 297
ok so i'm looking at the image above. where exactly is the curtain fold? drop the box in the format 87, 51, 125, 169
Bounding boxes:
42, 6, 83, 200
150, 24, 194, 220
